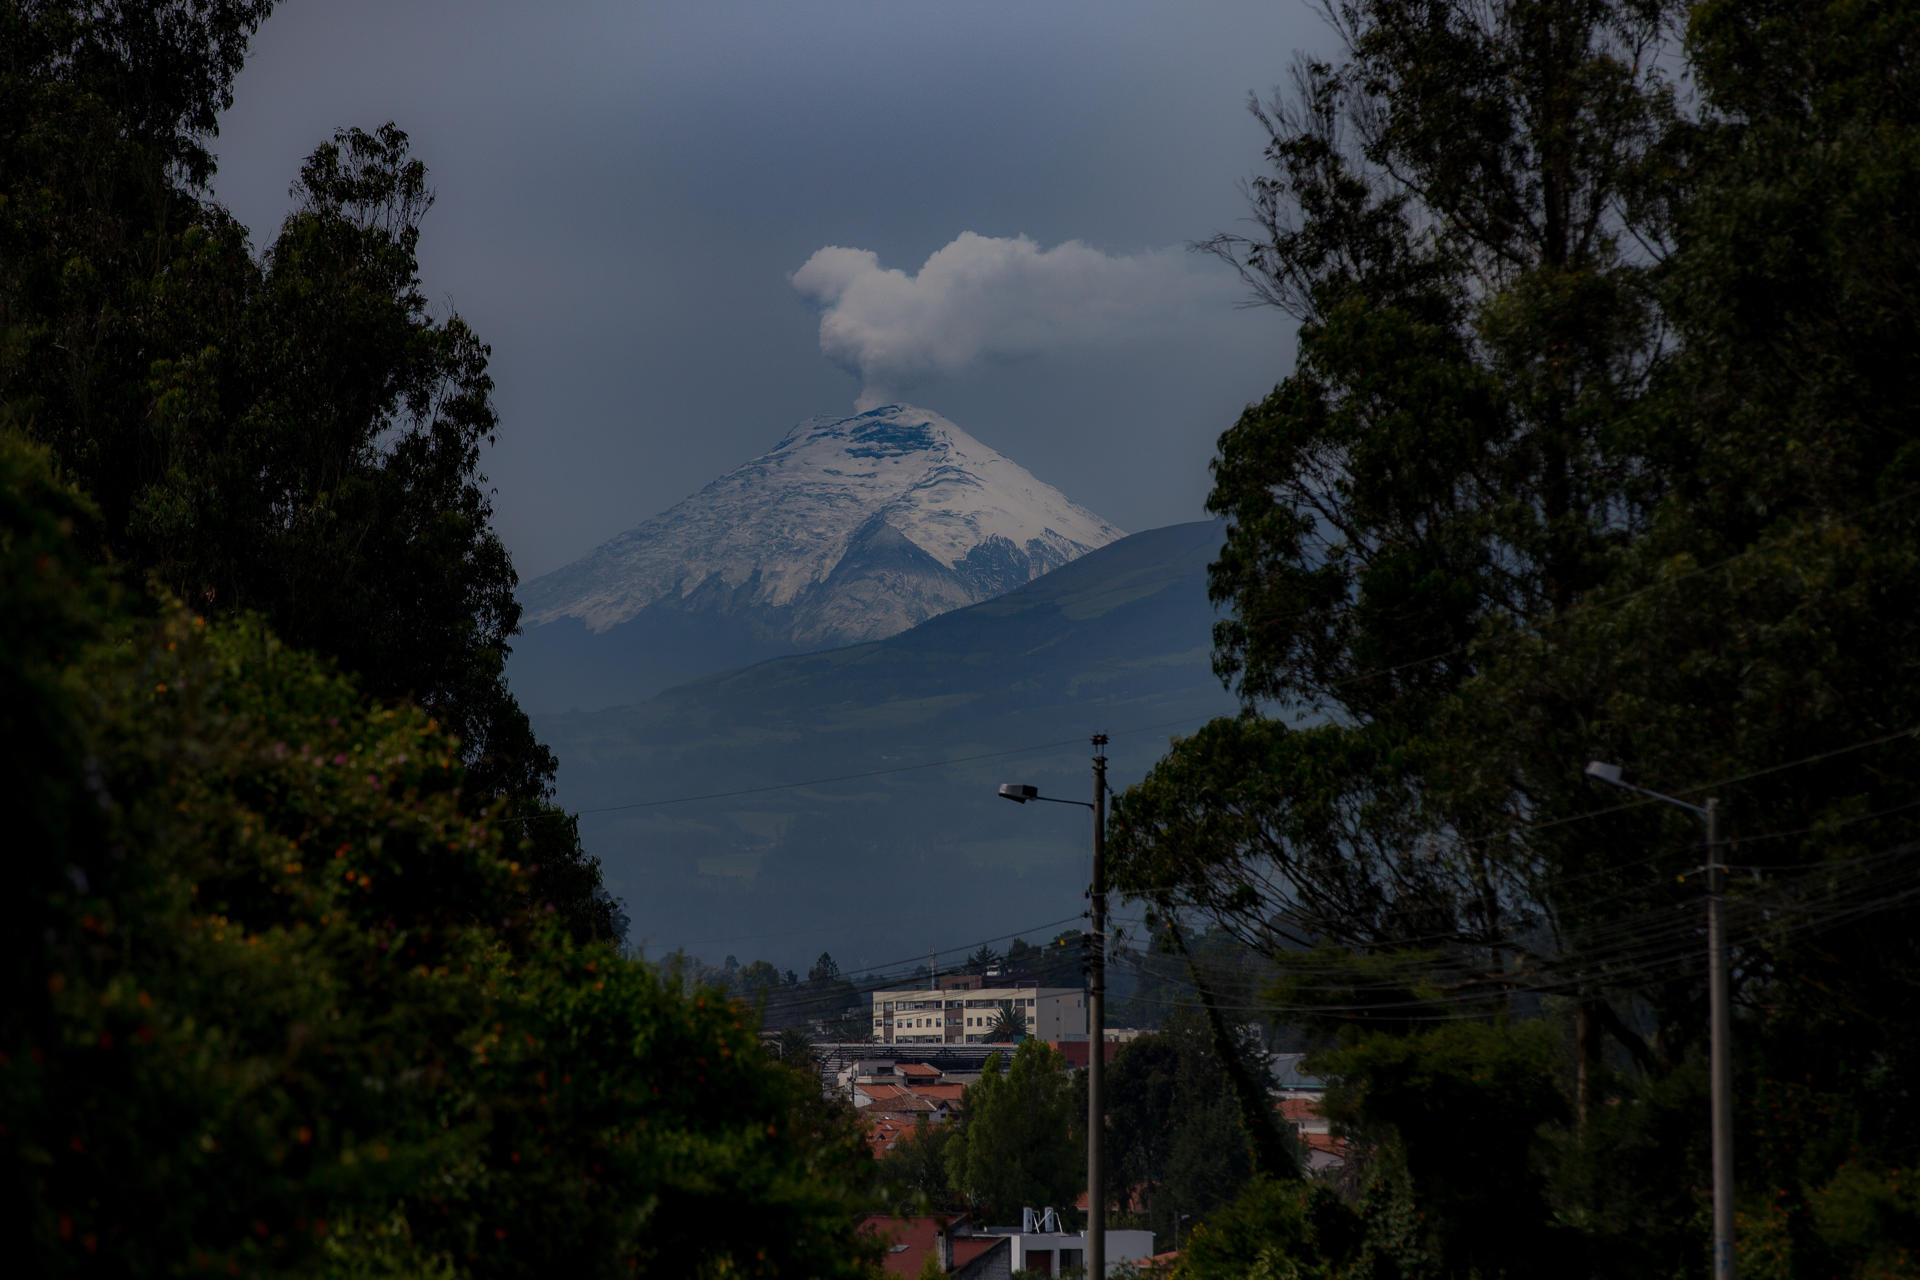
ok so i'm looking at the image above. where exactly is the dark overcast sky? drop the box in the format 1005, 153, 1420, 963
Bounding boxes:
212, 1, 1326, 578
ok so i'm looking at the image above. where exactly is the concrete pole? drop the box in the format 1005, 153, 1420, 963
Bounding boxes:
1089, 734, 1108, 1279
1707, 797, 1735, 1280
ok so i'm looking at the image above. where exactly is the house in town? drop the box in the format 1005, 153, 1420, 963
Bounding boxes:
1274, 1095, 1348, 1172
858, 1215, 1011, 1279
858, 1211, 1154, 1279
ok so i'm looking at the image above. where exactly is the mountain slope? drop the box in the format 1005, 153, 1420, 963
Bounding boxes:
532, 520, 1241, 969
510, 405, 1123, 712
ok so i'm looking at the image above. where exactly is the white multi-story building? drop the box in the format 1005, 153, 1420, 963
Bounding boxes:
872, 982, 1086, 1045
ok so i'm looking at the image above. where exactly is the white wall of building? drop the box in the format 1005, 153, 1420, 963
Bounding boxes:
1001, 1229, 1155, 1276
870, 986, 1086, 1045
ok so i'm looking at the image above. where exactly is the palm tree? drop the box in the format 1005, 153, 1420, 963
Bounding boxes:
985, 1002, 1026, 1042
773, 1027, 816, 1066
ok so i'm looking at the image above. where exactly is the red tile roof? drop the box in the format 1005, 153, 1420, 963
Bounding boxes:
858, 1216, 954, 1277
863, 1112, 918, 1159
899, 1063, 941, 1077
1277, 1098, 1321, 1121
1048, 1040, 1122, 1068
952, 1237, 998, 1266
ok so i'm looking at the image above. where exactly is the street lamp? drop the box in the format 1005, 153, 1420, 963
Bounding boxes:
1586, 760, 1733, 1280
1000, 733, 1109, 1278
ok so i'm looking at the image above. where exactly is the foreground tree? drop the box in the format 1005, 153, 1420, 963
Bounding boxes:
1122, 0, 1681, 996
1106, 1006, 1268, 1247
876, 1120, 962, 1214
0, 1, 614, 936
0, 432, 881, 1278
945, 1041, 1080, 1224
1114, 0, 1920, 1274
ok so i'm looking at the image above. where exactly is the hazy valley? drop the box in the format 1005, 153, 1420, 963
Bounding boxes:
521, 518, 1238, 969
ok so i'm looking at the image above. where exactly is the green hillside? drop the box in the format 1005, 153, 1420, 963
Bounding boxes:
534, 520, 1241, 970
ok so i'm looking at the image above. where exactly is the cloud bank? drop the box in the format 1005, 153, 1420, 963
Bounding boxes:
791, 232, 1235, 410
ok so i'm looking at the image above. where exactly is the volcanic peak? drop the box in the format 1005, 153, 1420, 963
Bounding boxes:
517, 404, 1123, 650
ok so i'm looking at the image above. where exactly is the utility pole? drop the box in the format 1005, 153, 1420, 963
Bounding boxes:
1089, 733, 1108, 1280
1585, 763, 1735, 1280
991, 739, 1111, 1277
1707, 797, 1735, 1280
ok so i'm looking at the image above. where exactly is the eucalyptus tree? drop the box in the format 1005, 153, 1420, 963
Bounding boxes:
1113, 0, 1685, 1055
1, 2, 615, 937
1112, 0, 1920, 1269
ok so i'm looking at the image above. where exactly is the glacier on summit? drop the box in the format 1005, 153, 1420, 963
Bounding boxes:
509, 405, 1123, 710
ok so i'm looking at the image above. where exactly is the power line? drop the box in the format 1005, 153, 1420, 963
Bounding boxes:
1113, 724, 1920, 925
650, 911, 1094, 1026
677, 829, 1920, 1033
1101, 836, 1920, 1021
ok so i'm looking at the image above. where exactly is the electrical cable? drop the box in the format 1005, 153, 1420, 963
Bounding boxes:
745, 829, 1920, 1033
1095, 836, 1920, 1020
666, 911, 1096, 1026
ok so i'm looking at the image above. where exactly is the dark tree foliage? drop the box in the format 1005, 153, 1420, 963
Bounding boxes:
1315, 1021, 1569, 1276
772, 1026, 817, 1067
1169, 1177, 1367, 1280
0, 434, 882, 1279
674, 951, 864, 1036
1108, 924, 1277, 1040
1129, 0, 1681, 967
1106, 1006, 1267, 1246
944, 1041, 1081, 1224
876, 1120, 961, 1214
0, 0, 275, 188
0, 2, 615, 938
1114, 1, 1920, 1275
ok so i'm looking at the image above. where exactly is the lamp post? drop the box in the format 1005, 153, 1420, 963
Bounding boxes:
999, 733, 1108, 1278
1586, 761, 1732, 1280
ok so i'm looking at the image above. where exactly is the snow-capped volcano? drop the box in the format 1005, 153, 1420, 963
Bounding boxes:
517, 405, 1123, 675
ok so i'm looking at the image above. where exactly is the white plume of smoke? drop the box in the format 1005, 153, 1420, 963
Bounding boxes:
791, 232, 1236, 410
